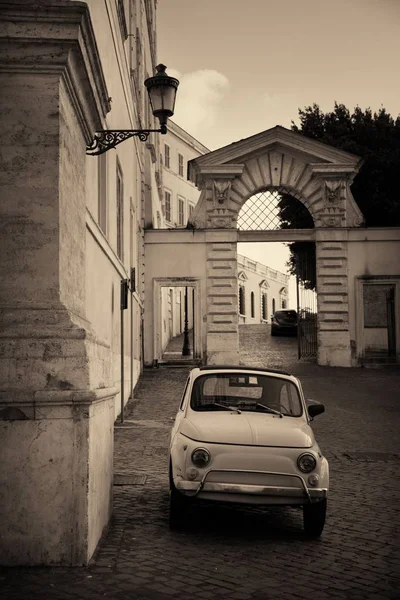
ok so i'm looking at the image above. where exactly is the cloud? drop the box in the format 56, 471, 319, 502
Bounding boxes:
169, 69, 230, 139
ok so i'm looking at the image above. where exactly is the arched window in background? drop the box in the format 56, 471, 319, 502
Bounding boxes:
250, 292, 255, 318
262, 293, 268, 321
272, 298, 276, 315
239, 286, 245, 316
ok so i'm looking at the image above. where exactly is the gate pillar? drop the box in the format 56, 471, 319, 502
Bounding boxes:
191, 168, 245, 365
316, 230, 352, 367
206, 230, 239, 364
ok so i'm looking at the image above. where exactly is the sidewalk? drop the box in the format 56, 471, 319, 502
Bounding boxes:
161, 329, 194, 362
1, 325, 400, 600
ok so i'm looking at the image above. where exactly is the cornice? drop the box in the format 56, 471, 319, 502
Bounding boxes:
168, 120, 211, 155
0, 1, 111, 142
189, 163, 245, 187
189, 125, 362, 172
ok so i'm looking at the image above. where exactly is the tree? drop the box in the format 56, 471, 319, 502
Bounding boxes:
279, 102, 400, 289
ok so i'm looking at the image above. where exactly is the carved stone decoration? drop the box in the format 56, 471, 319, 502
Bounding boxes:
317, 208, 344, 227
213, 180, 232, 206
214, 216, 235, 228
325, 180, 344, 204
207, 207, 235, 228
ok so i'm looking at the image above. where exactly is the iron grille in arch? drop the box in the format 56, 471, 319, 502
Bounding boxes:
237, 188, 313, 231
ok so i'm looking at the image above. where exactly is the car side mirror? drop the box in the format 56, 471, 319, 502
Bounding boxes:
308, 403, 325, 419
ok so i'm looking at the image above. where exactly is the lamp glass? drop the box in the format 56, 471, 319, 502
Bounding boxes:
145, 64, 179, 129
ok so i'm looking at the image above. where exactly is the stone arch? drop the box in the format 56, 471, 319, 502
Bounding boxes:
187, 126, 365, 367
188, 126, 364, 230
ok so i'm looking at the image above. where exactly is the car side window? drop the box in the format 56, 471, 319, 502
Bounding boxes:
179, 377, 190, 411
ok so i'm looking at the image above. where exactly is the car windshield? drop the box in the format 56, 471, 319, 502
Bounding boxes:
191, 373, 303, 417
274, 310, 297, 322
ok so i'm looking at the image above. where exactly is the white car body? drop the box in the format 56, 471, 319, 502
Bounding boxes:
168, 366, 329, 535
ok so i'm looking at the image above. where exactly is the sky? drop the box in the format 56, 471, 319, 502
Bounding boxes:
157, 0, 400, 308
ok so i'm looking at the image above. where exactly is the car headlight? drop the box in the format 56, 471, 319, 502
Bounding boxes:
191, 448, 210, 468
297, 453, 317, 473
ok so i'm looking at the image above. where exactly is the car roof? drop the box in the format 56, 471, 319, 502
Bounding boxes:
197, 365, 291, 376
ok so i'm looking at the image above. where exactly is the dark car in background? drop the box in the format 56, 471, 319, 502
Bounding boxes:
271, 309, 298, 336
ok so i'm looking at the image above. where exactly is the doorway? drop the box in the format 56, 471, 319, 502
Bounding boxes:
237, 187, 317, 363
153, 278, 202, 365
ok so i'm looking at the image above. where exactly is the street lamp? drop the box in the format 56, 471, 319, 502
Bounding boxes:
86, 64, 179, 156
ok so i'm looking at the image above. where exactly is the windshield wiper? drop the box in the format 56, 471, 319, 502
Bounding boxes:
213, 402, 241, 414
256, 403, 283, 418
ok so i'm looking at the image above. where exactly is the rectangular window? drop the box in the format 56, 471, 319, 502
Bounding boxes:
98, 153, 107, 235
178, 197, 185, 226
164, 144, 170, 168
165, 190, 171, 222
178, 153, 184, 176
116, 162, 124, 260
188, 203, 194, 218
117, 0, 128, 41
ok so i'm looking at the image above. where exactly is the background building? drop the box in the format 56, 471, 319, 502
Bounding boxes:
237, 256, 289, 324
158, 122, 290, 356
158, 121, 209, 355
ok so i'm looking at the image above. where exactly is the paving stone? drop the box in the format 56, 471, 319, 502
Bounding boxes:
2, 325, 400, 599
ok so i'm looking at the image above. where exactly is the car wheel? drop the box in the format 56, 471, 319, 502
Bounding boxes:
169, 484, 188, 529
169, 462, 189, 529
303, 499, 327, 537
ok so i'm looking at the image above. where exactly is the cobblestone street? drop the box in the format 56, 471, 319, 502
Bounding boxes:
2, 325, 400, 600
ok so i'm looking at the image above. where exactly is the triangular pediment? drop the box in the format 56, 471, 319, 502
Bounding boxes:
188, 126, 362, 184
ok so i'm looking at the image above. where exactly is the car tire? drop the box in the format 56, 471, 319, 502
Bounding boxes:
169, 484, 188, 529
303, 499, 327, 537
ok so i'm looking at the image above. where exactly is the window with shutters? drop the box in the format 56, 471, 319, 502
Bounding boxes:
98, 153, 108, 235
178, 153, 184, 176
117, 0, 128, 41
178, 197, 185, 226
165, 190, 171, 223
116, 162, 124, 261
164, 144, 170, 168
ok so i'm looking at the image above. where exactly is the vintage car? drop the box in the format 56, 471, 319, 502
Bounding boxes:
271, 309, 298, 336
168, 365, 328, 536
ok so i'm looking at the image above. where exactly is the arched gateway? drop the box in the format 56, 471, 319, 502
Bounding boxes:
144, 125, 381, 368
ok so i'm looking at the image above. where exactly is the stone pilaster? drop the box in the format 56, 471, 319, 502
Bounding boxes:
205, 231, 239, 365
0, 2, 114, 565
316, 230, 352, 367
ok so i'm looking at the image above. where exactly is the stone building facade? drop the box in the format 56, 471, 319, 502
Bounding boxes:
237, 255, 289, 324
0, 0, 162, 566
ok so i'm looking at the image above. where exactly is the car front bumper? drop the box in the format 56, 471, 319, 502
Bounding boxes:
175, 468, 327, 504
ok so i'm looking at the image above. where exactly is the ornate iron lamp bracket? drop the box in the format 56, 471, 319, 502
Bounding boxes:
86, 126, 167, 156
